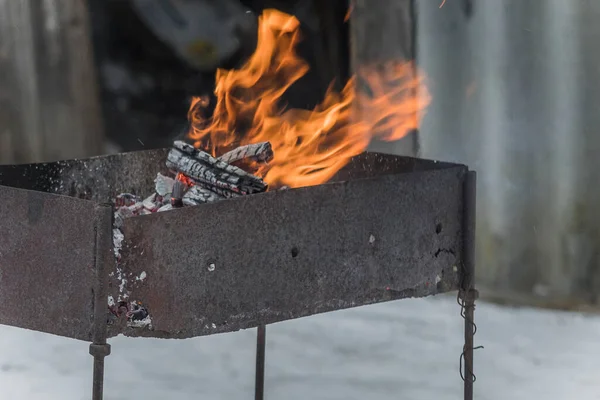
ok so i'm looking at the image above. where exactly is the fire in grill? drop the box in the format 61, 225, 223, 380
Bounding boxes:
113, 141, 273, 224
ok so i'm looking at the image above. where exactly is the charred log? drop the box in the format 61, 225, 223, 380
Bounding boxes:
166, 141, 267, 195
195, 182, 242, 199
182, 185, 224, 205
218, 142, 274, 164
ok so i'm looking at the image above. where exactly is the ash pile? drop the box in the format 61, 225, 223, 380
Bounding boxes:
109, 140, 273, 328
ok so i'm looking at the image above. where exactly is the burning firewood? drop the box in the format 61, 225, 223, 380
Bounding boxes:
218, 142, 273, 164
114, 140, 271, 222
166, 141, 268, 195
183, 185, 224, 205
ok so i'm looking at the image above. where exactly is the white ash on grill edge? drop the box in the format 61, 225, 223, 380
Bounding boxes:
108, 140, 273, 328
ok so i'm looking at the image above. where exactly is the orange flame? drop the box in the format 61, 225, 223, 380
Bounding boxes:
187, 9, 430, 188
344, 4, 353, 22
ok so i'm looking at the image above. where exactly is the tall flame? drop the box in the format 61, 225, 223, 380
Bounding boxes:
187, 9, 430, 188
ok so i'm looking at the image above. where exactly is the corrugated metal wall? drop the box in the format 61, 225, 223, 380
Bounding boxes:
416, 0, 600, 303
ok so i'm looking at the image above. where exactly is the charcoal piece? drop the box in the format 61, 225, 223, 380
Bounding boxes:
171, 179, 186, 208
115, 193, 140, 207
182, 185, 224, 205
166, 146, 267, 195
128, 202, 144, 215
218, 142, 274, 164
142, 193, 158, 210
154, 173, 176, 197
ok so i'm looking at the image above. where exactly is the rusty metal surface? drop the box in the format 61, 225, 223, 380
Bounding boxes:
0, 149, 450, 200
0, 185, 100, 341
0, 148, 169, 202
0, 148, 469, 342
330, 150, 458, 182
112, 164, 467, 339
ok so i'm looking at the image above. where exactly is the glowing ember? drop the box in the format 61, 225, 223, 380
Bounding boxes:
187, 9, 430, 189
175, 172, 195, 187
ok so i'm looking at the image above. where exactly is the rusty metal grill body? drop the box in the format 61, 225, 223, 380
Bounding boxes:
0, 149, 477, 399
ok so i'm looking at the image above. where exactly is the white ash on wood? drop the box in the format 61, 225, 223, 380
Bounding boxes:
183, 185, 223, 205
166, 141, 268, 195
194, 181, 241, 199
218, 142, 274, 164
113, 140, 272, 224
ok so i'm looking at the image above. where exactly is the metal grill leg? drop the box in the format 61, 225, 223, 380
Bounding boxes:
462, 171, 477, 400
90, 204, 113, 400
462, 290, 477, 400
90, 343, 111, 400
255, 324, 266, 400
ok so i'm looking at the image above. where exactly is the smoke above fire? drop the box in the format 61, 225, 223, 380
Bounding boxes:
187, 9, 430, 189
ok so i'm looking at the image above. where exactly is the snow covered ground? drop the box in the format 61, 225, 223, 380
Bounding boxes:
0, 295, 598, 400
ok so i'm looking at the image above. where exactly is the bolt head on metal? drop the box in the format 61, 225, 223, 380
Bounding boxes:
89, 343, 111, 358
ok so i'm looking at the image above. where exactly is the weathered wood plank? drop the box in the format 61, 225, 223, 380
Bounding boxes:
0, 0, 104, 164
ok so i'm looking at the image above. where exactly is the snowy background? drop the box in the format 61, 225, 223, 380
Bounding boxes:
0, 295, 598, 400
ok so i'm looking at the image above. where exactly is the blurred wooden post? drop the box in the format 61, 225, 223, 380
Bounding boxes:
0, 0, 104, 164
349, 0, 420, 156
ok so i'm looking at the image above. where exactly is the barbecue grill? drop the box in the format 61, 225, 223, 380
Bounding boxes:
0, 148, 477, 400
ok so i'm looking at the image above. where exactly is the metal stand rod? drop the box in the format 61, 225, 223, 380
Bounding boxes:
463, 292, 475, 400
255, 324, 266, 400
90, 204, 113, 400
90, 343, 111, 400
462, 171, 477, 400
